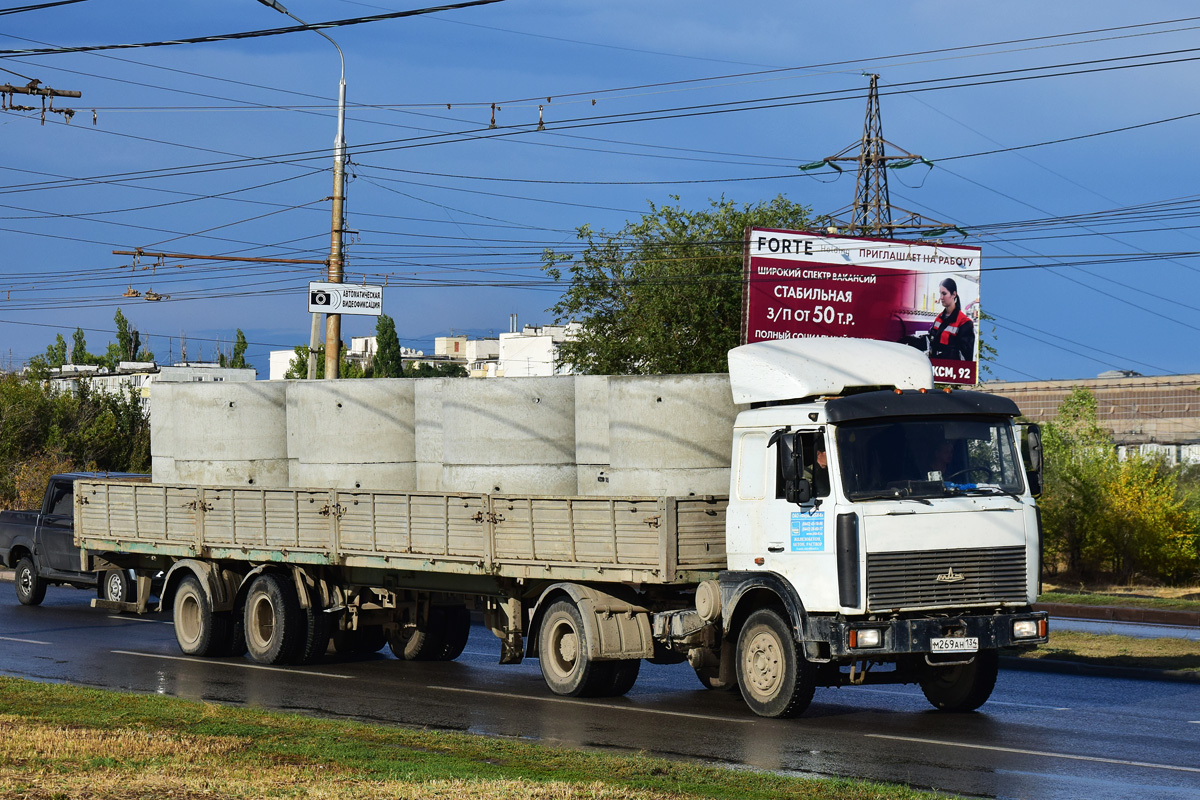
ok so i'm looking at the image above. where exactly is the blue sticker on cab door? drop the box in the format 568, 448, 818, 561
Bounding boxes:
790, 511, 825, 552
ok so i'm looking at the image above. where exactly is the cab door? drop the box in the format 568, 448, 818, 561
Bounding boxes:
38, 479, 79, 572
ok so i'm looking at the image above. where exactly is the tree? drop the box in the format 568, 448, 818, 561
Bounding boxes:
220, 329, 248, 369
70, 328, 91, 365
44, 334, 67, 368
372, 315, 404, 378
542, 194, 813, 375
284, 344, 365, 379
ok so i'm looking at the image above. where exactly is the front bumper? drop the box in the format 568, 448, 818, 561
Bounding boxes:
808, 610, 1049, 660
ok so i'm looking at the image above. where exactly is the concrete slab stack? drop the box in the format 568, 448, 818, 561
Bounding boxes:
286, 380, 416, 491
150, 374, 740, 497
150, 382, 289, 487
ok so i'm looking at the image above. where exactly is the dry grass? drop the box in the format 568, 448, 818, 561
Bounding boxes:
1040, 582, 1200, 610
1021, 630, 1200, 673
0, 678, 945, 800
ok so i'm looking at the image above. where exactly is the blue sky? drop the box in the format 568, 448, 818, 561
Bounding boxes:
3, 1, 1200, 382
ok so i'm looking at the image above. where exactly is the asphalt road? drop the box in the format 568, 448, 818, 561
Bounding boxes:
2, 584, 1199, 800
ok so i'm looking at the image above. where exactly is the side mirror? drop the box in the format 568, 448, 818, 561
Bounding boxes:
770, 429, 810, 505
1019, 423, 1043, 497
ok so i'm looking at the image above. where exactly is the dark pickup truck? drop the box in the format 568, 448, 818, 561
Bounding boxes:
1, 472, 149, 606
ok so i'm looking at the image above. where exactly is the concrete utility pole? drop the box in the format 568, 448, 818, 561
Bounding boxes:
255, 0, 348, 380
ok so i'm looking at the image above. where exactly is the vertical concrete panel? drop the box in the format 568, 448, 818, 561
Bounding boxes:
415, 379, 445, 491
608, 375, 737, 469
574, 375, 610, 466
442, 377, 575, 466
286, 379, 416, 463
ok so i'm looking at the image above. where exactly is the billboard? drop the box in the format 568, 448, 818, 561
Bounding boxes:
742, 228, 982, 385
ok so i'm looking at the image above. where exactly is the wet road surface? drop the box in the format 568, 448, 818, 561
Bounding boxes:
2, 585, 1199, 800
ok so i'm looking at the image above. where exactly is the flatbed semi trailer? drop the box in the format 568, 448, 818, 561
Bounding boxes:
75, 338, 1049, 718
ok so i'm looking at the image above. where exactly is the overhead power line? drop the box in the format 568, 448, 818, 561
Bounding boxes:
0, 0, 506, 58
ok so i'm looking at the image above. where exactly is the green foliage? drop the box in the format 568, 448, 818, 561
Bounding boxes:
402, 361, 467, 378
372, 315, 404, 378
218, 329, 248, 369
284, 344, 365, 379
1040, 387, 1199, 584
0, 375, 150, 509
44, 334, 68, 368
542, 194, 813, 375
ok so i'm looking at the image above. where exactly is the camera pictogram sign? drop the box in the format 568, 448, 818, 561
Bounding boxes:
308, 281, 383, 316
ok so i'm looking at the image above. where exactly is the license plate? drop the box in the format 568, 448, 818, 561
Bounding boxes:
930, 636, 979, 653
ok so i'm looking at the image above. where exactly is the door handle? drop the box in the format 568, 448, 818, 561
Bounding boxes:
767, 546, 784, 553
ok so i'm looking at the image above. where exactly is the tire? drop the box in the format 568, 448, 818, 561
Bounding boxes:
296, 604, 332, 665
537, 599, 611, 697
173, 575, 230, 657
605, 659, 641, 697
919, 650, 999, 712
102, 570, 134, 604
243, 573, 304, 665
735, 608, 815, 719
388, 614, 447, 661
694, 663, 735, 691
334, 624, 387, 656
437, 606, 472, 661
14, 556, 46, 606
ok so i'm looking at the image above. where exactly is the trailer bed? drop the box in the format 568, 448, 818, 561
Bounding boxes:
75, 480, 728, 584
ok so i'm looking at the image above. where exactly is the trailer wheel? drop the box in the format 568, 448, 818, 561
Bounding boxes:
101, 570, 133, 605
919, 650, 999, 712
14, 556, 46, 606
173, 575, 230, 657
538, 599, 610, 697
244, 573, 303, 665
438, 606, 472, 661
297, 605, 332, 664
388, 615, 446, 661
735, 608, 815, 719
605, 659, 641, 697
334, 624, 387, 655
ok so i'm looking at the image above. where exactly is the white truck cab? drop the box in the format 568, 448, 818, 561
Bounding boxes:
703, 338, 1048, 717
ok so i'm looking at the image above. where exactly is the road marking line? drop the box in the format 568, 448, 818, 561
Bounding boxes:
111, 650, 354, 679
431, 685, 753, 724
107, 615, 172, 625
0, 636, 51, 645
866, 734, 1200, 774
854, 687, 1068, 710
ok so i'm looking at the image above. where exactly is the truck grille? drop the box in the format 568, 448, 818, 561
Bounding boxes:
866, 546, 1027, 611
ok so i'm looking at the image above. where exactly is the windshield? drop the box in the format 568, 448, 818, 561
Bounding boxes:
836, 416, 1024, 500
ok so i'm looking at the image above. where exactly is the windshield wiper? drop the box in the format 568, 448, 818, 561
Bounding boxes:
945, 482, 1021, 501
851, 489, 932, 505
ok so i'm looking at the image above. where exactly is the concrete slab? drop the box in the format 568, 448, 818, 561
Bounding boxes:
286, 379, 416, 464
442, 377, 575, 466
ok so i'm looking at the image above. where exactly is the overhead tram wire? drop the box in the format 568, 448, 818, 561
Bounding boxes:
0, 0, 507, 58
0, 0, 86, 15
9, 44, 1200, 198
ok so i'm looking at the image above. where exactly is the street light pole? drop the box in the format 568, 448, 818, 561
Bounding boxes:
255, 0, 347, 380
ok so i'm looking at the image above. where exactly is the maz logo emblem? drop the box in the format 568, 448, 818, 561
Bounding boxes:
936, 567, 966, 584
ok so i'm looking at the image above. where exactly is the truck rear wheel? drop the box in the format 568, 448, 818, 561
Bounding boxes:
735, 608, 815, 719
919, 650, 999, 712
538, 599, 611, 697
438, 606, 472, 660
173, 575, 230, 657
244, 573, 304, 665
14, 556, 46, 606
605, 659, 641, 696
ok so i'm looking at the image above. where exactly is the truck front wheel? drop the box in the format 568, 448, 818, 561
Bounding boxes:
15, 556, 46, 606
735, 608, 815, 718
919, 650, 999, 712
173, 575, 230, 657
244, 573, 304, 665
538, 599, 611, 697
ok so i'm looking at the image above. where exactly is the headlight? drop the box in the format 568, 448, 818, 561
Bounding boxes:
850, 628, 882, 648
1013, 619, 1041, 639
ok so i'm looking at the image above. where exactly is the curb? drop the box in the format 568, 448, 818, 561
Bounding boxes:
1000, 655, 1200, 684
1035, 602, 1200, 627
0, 569, 12, 582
